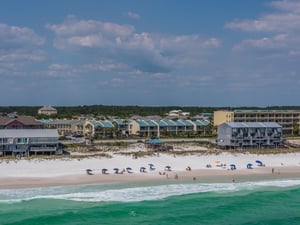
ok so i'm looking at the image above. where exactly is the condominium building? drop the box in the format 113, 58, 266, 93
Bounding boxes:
84, 120, 115, 138
39, 119, 85, 136
0, 129, 60, 156
217, 122, 284, 148
213, 111, 234, 126
214, 110, 300, 135
130, 119, 210, 137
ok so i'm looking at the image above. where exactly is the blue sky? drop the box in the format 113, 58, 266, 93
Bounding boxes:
0, 0, 299, 107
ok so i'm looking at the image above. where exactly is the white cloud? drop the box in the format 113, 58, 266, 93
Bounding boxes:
233, 34, 290, 51
225, 14, 300, 32
46, 16, 220, 74
226, 0, 300, 56
0, 50, 46, 63
46, 62, 129, 78
127, 11, 140, 20
46, 15, 134, 37
96, 78, 125, 87
0, 23, 46, 76
225, 0, 300, 33
68, 35, 104, 47
270, 0, 300, 13
0, 23, 45, 48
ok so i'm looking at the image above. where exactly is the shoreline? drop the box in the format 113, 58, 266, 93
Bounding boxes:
1, 166, 299, 190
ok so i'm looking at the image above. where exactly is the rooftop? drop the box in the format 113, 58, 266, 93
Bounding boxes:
223, 122, 282, 128
0, 129, 59, 138
0, 115, 42, 126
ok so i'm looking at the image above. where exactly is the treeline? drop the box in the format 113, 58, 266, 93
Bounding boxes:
1, 105, 300, 119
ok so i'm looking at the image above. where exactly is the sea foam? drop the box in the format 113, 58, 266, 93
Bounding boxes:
1, 179, 300, 203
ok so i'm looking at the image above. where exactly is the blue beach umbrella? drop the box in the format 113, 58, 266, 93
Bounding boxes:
140, 167, 146, 172
247, 163, 253, 169
113, 168, 119, 173
86, 169, 93, 175
148, 163, 155, 170
229, 164, 236, 170
255, 160, 263, 166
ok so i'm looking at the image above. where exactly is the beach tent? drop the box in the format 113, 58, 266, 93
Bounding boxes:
255, 160, 263, 166
247, 163, 253, 169
113, 168, 120, 174
126, 167, 133, 173
165, 166, 171, 171
102, 168, 109, 174
148, 163, 155, 171
140, 167, 146, 173
86, 169, 94, 175
230, 164, 236, 170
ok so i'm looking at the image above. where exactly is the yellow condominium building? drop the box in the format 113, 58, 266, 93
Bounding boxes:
213, 111, 234, 126
214, 110, 300, 135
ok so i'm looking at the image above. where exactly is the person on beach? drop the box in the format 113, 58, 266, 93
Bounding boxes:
272, 168, 274, 173
174, 174, 178, 179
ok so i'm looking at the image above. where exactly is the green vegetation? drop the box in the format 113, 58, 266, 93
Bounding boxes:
1, 141, 300, 161
1, 105, 300, 118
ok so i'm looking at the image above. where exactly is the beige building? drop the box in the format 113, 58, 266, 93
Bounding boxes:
84, 120, 115, 138
213, 111, 234, 126
38, 106, 57, 115
214, 110, 300, 135
40, 119, 84, 136
130, 119, 210, 137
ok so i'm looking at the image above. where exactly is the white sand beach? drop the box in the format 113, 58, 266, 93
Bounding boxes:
0, 144, 300, 189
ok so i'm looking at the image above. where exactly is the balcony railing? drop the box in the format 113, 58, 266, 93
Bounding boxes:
30, 147, 57, 152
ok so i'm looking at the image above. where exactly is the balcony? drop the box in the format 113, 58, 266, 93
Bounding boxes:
30, 147, 57, 152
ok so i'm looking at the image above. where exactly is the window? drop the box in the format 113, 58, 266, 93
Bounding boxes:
232, 128, 238, 137
17, 138, 28, 144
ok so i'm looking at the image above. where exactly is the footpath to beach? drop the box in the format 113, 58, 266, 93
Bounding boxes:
0, 143, 300, 189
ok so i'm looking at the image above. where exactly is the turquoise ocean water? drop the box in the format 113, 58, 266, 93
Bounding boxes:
1, 179, 300, 225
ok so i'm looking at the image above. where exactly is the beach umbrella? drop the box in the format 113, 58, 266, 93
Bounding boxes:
229, 164, 236, 170
140, 167, 146, 172
247, 163, 253, 169
165, 166, 171, 171
113, 168, 119, 174
255, 160, 263, 166
148, 163, 155, 170
86, 169, 93, 175
102, 168, 108, 174
126, 167, 133, 173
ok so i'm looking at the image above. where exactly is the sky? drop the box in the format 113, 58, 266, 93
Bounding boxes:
0, 0, 300, 107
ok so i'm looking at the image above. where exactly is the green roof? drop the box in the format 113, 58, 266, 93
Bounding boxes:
145, 138, 164, 144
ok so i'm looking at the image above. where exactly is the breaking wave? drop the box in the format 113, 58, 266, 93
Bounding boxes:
1, 179, 300, 203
